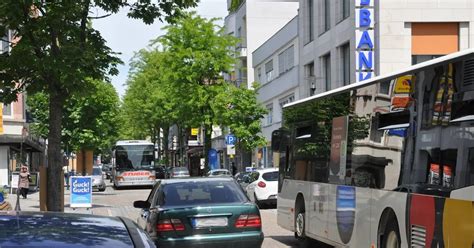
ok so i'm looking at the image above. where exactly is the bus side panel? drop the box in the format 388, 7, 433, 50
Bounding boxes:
371, 190, 409, 248
277, 179, 311, 232
325, 185, 372, 247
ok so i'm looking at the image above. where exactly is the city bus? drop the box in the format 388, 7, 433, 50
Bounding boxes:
112, 140, 156, 188
272, 49, 474, 248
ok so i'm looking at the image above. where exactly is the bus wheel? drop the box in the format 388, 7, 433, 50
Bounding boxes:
295, 197, 306, 240
382, 220, 400, 248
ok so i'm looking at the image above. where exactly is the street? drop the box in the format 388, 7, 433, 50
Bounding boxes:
74, 183, 300, 248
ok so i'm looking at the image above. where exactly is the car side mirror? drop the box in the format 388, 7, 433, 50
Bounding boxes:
133, 200, 151, 209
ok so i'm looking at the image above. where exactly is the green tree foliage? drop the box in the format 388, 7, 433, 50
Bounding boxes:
121, 13, 266, 168
28, 80, 120, 153
0, 0, 198, 211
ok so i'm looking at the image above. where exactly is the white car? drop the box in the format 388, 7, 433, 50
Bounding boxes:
207, 169, 231, 177
245, 168, 279, 207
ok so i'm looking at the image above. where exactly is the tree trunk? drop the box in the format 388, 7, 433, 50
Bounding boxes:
203, 123, 212, 172
162, 125, 170, 166
46, 90, 65, 212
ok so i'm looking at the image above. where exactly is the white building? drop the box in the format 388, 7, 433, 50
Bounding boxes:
298, 0, 474, 97
224, 0, 299, 89
253, 17, 299, 167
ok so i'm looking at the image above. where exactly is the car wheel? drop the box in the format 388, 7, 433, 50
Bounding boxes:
382, 220, 401, 248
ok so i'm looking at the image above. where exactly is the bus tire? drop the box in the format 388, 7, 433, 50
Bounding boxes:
294, 197, 306, 240
382, 219, 401, 248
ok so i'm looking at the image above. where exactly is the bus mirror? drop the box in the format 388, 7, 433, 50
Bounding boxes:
271, 130, 282, 152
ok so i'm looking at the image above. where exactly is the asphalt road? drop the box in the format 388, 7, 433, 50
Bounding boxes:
86, 182, 301, 248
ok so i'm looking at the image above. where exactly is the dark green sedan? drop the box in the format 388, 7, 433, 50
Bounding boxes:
134, 177, 264, 248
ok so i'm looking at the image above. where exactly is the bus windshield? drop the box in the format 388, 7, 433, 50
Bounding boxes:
115, 145, 154, 171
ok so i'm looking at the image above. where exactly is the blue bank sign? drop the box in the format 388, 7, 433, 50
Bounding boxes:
355, 0, 375, 82
70, 176, 92, 208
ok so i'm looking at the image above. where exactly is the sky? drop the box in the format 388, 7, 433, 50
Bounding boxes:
93, 0, 228, 98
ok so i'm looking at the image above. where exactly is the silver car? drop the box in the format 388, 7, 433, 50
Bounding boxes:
169, 167, 190, 178
92, 166, 106, 192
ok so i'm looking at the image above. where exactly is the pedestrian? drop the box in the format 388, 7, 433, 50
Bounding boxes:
18, 165, 31, 199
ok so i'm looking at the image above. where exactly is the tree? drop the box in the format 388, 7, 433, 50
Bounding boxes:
28, 79, 120, 153
0, 1, 198, 211
120, 13, 266, 170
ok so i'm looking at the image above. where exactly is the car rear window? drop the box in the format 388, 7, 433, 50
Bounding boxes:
160, 181, 247, 206
262, 171, 278, 181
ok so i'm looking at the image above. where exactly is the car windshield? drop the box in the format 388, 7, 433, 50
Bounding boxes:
262, 171, 278, 181
160, 181, 247, 207
115, 145, 154, 171
92, 167, 102, 176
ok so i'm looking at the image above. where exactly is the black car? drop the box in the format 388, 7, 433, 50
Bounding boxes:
134, 177, 264, 248
0, 211, 155, 247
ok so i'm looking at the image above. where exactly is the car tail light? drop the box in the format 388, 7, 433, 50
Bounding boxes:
257, 181, 266, 188
235, 214, 261, 228
157, 219, 185, 232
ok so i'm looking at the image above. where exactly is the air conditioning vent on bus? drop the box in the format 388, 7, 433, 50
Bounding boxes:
410, 225, 426, 247
462, 59, 474, 89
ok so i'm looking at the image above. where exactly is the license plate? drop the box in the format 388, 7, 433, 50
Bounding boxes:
192, 217, 228, 228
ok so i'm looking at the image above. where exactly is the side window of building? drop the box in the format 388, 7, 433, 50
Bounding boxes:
265, 60, 274, 82
266, 104, 273, 125
2, 103, 12, 116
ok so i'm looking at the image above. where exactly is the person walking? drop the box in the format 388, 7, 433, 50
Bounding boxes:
18, 165, 31, 199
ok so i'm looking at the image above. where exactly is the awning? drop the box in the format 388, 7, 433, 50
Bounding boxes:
0, 134, 45, 152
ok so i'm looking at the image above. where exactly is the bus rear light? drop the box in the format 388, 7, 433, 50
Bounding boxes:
116, 176, 124, 182
235, 214, 261, 228
257, 181, 266, 188
149, 176, 156, 180
157, 219, 185, 232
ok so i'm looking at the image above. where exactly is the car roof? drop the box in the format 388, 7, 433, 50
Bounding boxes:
0, 211, 136, 247
160, 177, 235, 185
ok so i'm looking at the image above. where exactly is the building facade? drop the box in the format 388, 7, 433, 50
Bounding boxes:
253, 17, 299, 168
0, 30, 44, 188
299, 0, 474, 98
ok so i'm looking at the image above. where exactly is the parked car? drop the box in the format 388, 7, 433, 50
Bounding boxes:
169, 167, 190, 178
156, 166, 167, 179
245, 168, 279, 208
92, 166, 106, 192
207, 169, 231, 177
234, 172, 251, 192
134, 177, 264, 248
0, 211, 155, 247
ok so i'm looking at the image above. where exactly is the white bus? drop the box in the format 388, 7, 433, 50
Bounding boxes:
112, 140, 156, 188
272, 49, 474, 248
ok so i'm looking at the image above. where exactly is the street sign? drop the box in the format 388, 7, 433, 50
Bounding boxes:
70, 176, 92, 208
225, 134, 236, 145
227, 145, 235, 155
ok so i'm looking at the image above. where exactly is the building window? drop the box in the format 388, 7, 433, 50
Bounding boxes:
341, 43, 350, 85
266, 104, 273, 125
1, 30, 9, 54
342, 0, 350, 20
257, 67, 262, 83
322, 53, 331, 91
305, 62, 315, 95
278, 45, 295, 75
324, 0, 331, 32
379, 81, 391, 95
370, 116, 383, 143
279, 94, 295, 109
307, 0, 314, 42
2, 103, 12, 116
265, 60, 274, 82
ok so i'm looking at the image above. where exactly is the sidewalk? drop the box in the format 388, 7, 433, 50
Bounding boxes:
6, 188, 92, 214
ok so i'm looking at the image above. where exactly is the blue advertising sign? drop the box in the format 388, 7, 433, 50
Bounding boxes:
208, 149, 218, 170
225, 134, 236, 145
70, 176, 92, 208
